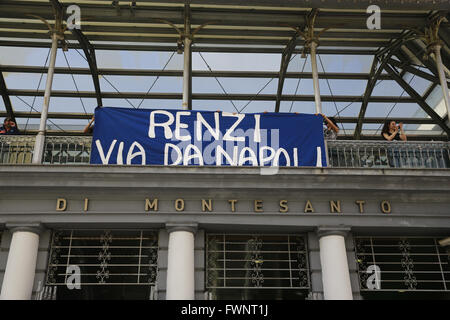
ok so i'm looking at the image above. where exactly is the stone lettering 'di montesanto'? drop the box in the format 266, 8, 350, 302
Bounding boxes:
55, 198, 393, 214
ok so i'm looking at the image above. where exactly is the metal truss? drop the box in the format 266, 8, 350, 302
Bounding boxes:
0, 71, 14, 123
0, 0, 448, 139
275, 30, 302, 112
354, 33, 413, 140
71, 29, 103, 107
383, 62, 450, 136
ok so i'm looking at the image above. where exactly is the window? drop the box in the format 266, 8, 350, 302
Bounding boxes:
45, 230, 158, 300
206, 234, 310, 300
355, 237, 450, 299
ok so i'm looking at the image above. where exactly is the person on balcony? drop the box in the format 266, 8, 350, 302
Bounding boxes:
381, 120, 407, 141
0, 117, 19, 135
83, 116, 95, 134
319, 114, 339, 140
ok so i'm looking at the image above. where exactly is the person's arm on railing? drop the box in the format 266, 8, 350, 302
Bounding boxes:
398, 122, 407, 141
382, 126, 399, 141
83, 116, 95, 134
321, 114, 339, 133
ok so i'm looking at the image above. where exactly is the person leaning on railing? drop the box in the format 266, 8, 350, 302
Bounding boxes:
381, 120, 407, 141
381, 120, 407, 168
0, 117, 19, 135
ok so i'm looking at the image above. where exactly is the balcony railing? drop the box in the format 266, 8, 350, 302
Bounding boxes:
0, 135, 92, 165
0, 135, 35, 164
43, 136, 92, 164
327, 140, 450, 169
1, 135, 449, 168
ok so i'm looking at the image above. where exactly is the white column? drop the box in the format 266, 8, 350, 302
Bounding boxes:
318, 227, 353, 300
310, 40, 323, 114
0, 226, 41, 300
166, 224, 196, 300
32, 32, 59, 164
182, 2, 192, 111
182, 36, 192, 110
433, 44, 450, 120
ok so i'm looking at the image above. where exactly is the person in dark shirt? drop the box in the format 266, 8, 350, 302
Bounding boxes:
381, 120, 407, 141
0, 117, 19, 135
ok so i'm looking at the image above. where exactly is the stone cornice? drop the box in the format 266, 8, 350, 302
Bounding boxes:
0, 165, 449, 193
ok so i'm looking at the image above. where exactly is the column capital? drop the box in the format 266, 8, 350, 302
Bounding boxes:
317, 226, 351, 239
166, 223, 197, 235
5, 223, 45, 235
431, 43, 442, 50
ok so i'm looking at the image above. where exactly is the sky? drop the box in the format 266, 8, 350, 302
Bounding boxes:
0, 43, 445, 135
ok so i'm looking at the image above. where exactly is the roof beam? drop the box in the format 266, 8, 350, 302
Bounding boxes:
0, 40, 376, 55
0, 2, 432, 29
3, 111, 438, 124
354, 57, 379, 140
49, 0, 103, 107
0, 31, 391, 47
0, 21, 405, 40
275, 31, 301, 112
0, 71, 15, 123
383, 62, 450, 136
148, 0, 450, 11
404, 41, 440, 78
423, 82, 438, 100
1, 111, 92, 120
354, 32, 414, 139
8, 89, 417, 102
70, 28, 103, 107
388, 58, 448, 85
0, 65, 394, 80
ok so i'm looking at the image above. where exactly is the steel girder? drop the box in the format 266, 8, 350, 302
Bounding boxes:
353, 33, 412, 140
6, 89, 418, 103
71, 28, 103, 107
49, 0, 103, 107
387, 58, 449, 86
383, 62, 450, 137
275, 30, 301, 112
0, 71, 15, 123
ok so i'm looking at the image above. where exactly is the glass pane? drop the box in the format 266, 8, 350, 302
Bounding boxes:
193, 52, 281, 71
193, 77, 277, 94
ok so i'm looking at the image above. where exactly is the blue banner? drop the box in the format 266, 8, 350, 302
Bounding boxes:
90, 107, 327, 167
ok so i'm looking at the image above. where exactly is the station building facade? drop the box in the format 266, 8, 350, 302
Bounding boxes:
0, 164, 449, 300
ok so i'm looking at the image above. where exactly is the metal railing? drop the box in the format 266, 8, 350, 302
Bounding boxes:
327, 140, 450, 169
43, 136, 92, 164
0, 135, 35, 164
0, 135, 449, 168
0, 135, 92, 165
